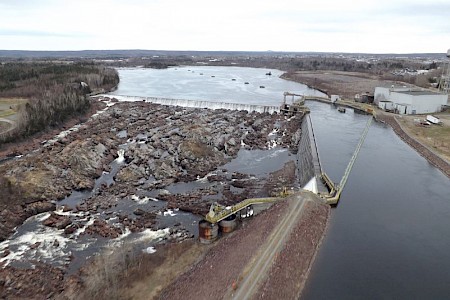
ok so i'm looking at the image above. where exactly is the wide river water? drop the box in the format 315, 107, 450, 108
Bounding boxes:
110, 66, 325, 104
113, 66, 450, 299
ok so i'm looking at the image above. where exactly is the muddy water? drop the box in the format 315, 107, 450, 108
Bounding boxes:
302, 101, 450, 299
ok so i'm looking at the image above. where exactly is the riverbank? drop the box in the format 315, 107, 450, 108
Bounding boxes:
376, 112, 450, 178
284, 71, 450, 179
281, 70, 411, 99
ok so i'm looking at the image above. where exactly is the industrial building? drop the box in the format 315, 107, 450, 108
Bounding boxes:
374, 87, 447, 115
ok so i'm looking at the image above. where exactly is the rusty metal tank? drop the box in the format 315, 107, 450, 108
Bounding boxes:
198, 220, 219, 244
219, 214, 237, 234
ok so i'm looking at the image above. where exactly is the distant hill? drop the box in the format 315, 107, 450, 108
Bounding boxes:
0, 50, 446, 60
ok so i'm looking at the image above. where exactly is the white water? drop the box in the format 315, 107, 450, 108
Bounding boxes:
303, 176, 318, 194
115, 148, 125, 163
101, 95, 279, 113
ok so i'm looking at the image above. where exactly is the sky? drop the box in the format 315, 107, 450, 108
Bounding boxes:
0, 0, 449, 54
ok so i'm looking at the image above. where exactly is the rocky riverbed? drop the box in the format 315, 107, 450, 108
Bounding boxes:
0, 98, 305, 298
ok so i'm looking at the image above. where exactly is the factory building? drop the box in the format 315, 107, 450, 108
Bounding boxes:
374, 87, 447, 115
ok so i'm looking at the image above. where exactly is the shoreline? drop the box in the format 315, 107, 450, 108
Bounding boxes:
285, 73, 450, 180
375, 113, 450, 179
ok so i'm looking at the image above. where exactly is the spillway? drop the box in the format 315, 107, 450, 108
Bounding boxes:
97, 95, 279, 114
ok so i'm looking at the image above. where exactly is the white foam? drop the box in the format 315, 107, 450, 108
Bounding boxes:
303, 176, 318, 194
143, 246, 156, 254
163, 209, 178, 217
115, 149, 125, 163
35, 212, 51, 222
0, 224, 70, 267
267, 139, 278, 150
74, 217, 95, 236
268, 128, 278, 136
132, 228, 170, 244
255, 148, 287, 162
54, 207, 88, 217
99, 95, 278, 114
131, 195, 152, 205
196, 172, 216, 183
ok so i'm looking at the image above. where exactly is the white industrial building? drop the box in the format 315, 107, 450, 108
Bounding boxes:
374, 87, 447, 115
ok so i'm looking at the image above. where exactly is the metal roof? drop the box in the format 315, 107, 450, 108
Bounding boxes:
394, 90, 444, 96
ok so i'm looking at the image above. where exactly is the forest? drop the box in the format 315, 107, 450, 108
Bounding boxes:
0, 62, 119, 143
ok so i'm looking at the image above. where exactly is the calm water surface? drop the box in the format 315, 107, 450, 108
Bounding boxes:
303, 102, 450, 299
111, 66, 325, 105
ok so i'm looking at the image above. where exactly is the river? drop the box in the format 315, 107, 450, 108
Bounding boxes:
303, 102, 450, 299
110, 66, 325, 104
4, 66, 450, 297
113, 66, 450, 298
111, 67, 450, 299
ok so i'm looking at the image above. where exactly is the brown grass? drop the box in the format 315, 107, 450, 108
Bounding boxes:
283, 71, 413, 99
120, 241, 208, 300
62, 240, 208, 300
0, 97, 27, 120
397, 115, 450, 162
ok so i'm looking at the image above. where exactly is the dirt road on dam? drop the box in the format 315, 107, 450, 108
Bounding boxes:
160, 192, 329, 300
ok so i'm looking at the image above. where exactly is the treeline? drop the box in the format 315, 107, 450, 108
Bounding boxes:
0, 62, 119, 143
227, 56, 440, 74
91, 53, 441, 76
0, 62, 118, 96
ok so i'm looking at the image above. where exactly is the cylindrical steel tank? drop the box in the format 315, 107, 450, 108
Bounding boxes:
219, 214, 237, 233
198, 220, 218, 244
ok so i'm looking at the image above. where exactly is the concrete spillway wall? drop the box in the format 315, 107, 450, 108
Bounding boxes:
297, 115, 315, 188
102, 95, 279, 114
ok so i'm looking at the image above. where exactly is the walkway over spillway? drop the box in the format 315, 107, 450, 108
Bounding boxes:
98, 95, 279, 114
307, 115, 373, 205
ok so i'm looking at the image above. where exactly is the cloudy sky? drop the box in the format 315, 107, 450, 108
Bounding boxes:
0, 0, 449, 53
